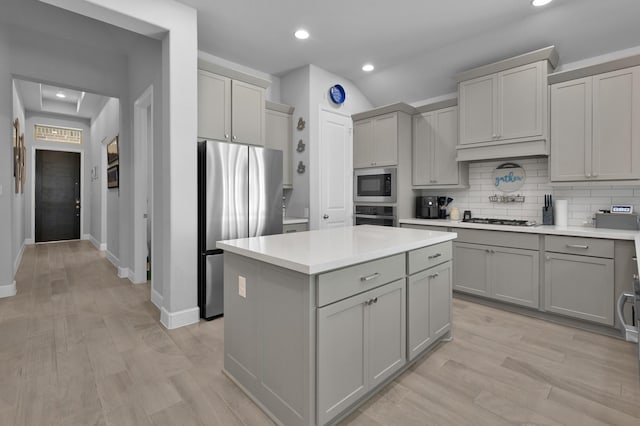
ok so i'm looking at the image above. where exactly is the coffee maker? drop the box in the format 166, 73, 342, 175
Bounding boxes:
415, 196, 439, 219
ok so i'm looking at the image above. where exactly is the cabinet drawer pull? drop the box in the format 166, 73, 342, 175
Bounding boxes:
427, 253, 442, 260
360, 273, 380, 282
429, 273, 440, 279
566, 244, 589, 249
373, 297, 378, 304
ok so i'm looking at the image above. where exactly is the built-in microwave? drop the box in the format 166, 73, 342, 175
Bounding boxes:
354, 167, 396, 203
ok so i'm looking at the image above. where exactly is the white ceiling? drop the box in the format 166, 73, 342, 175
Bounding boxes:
176, 0, 640, 106
15, 79, 110, 121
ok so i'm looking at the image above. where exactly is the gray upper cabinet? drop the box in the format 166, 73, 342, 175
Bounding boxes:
455, 47, 558, 162
550, 66, 640, 182
353, 113, 398, 168
459, 61, 546, 146
265, 102, 294, 188
412, 106, 467, 188
198, 69, 265, 146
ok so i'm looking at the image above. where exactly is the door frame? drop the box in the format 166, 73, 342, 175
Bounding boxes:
31, 146, 85, 242
316, 106, 353, 229
132, 85, 154, 285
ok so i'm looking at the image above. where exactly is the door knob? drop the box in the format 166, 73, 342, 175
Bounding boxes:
323, 214, 329, 219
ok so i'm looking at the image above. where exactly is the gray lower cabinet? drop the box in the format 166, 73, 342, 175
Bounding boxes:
408, 261, 452, 360
317, 279, 406, 425
544, 252, 614, 325
453, 242, 539, 308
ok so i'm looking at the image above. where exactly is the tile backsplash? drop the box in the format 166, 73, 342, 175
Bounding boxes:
420, 157, 640, 226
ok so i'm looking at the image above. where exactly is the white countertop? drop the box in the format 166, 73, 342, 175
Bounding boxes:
217, 225, 457, 275
283, 217, 309, 225
400, 218, 640, 241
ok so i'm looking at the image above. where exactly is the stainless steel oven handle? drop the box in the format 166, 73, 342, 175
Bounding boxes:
616, 291, 639, 343
354, 214, 396, 220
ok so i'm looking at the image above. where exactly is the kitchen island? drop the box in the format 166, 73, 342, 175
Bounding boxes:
217, 225, 457, 426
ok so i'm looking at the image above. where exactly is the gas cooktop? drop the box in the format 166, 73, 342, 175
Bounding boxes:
462, 218, 537, 227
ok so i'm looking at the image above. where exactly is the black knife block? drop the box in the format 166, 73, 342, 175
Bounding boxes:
542, 207, 554, 225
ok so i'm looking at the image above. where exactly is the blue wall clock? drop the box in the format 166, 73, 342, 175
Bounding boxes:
329, 84, 346, 104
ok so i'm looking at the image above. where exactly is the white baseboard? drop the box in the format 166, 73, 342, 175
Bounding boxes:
160, 306, 199, 329
151, 287, 163, 309
82, 234, 91, 241
117, 267, 129, 279
88, 235, 106, 252
0, 281, 17, 298
106, 250, 119, 268
13, 241, 25, 275
24, 238, 34, 245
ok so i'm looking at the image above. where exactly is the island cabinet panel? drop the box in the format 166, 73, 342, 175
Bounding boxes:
408, 261, 452, 361
318, 279, 406, 425
317, 253, 405, 307
223, 253, 315, 426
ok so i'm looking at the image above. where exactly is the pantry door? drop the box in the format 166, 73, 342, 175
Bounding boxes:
319, 108, 353, 229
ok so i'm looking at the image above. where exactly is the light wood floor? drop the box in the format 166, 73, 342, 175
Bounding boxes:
1, 241, 639, 425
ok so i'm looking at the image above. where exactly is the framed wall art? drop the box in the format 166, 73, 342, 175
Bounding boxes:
107, 135, 119, 165
13, 118, 20, 193
19, 134, 25, 193
107, 164, 119, 189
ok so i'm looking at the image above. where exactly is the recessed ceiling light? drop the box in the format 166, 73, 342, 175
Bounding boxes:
56, 92, 66, 99
362, 64, 375, 72
294, 29, 309, 40
531, 0, 553, 6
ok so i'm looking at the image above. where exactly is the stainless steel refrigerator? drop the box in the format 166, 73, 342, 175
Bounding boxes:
197, 140, 283, 319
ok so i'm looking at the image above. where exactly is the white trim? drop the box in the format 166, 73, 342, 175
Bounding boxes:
13, 242, 25, 275
31, 146, 85, 242
160, 306, 199, 329
151, 288, 163, 309
0, 281, 17, 298
82, 233, 91, 240
129, 269, 146, 285
105, 249, 119, 268
24, 238, 34, 245
133, 86, 154, 286
117, 267, 129, 279
88, 234, 106, 251
101, 138, 108, 257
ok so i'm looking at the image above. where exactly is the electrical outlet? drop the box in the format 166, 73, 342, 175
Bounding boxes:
238, 276, 246, 298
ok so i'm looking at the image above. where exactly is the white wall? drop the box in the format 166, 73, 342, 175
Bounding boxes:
90, 98, 120, 256
420, 158, 640, 227
0, 28, 16, 296
11, 81, 26, 275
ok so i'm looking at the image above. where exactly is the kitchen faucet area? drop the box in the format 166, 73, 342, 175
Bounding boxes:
3, 0, 640, 425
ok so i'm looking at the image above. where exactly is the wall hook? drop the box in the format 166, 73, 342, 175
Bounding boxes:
296, 139, 306, 153
297, 117, 306, 131
297, 161, 306, 174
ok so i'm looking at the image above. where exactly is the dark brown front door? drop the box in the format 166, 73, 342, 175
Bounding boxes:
35, 150, 81, 242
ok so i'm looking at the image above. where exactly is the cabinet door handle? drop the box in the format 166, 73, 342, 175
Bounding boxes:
633, 256, 637, 261
224, 134, 229, 139
485, 249, 491, 253
232, 135, 237, 141
428, 253, 442, 260
360, 273, 380, 282
566, 244, 589, 249
546, 255, 551, 261
372, 297, 378, 304
429, 273, 440, 279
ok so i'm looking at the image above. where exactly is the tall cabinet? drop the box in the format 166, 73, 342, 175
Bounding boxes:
197, 63, 270, 146
412, 99, 468, 188
550, 64, 640, 182
265, 101, 294, 188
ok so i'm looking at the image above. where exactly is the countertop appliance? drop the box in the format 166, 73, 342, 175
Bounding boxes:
354, 205, 396, 227
415, 196, 439, 219
462, 217, 537, 226
197, 140, 282, 319
354, 167, 396, 203
595, 212, 640, 230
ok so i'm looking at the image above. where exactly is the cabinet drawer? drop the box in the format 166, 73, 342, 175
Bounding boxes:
318, 254, 405, 307
455, 228, 539, 250
408, 242, 452, 275
283, 223, 308, 233
545, 235, 613, 258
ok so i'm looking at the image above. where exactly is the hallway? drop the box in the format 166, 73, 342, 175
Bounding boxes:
0, 241, 272, 425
